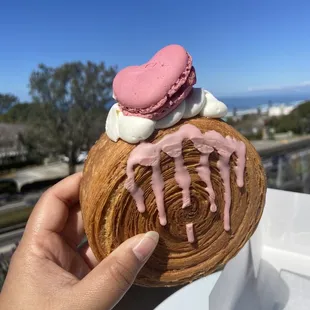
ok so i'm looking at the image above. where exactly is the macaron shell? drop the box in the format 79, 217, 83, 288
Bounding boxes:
113, 45, 190, 109
120, 66, 196, 120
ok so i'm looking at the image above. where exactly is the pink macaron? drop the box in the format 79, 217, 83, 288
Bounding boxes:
113, 44, 196, 120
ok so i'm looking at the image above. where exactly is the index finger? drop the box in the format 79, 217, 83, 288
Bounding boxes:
25, 172, 83, 236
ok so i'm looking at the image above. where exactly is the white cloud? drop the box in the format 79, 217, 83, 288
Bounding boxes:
248, 81, 310, 92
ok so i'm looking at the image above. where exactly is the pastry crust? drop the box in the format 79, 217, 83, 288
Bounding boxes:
80, 118, 267, 287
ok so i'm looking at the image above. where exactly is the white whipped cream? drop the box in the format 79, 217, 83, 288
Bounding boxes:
200, 90, 228, 118
183, 88, 205, 118
118, 113, 156, 144
106, 103, 156, 144
105, 103, 120, 142
106, 88, 228, 144
155, 101, 186, 129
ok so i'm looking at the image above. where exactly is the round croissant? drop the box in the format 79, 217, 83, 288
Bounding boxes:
80, 118, 266, 287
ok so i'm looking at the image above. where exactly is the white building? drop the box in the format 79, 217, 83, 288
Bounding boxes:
268, 104, 295, 117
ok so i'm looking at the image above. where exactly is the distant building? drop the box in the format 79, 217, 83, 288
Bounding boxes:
268, 104, 295, 117
0, 123, 28, 166
226, 102, 300, 119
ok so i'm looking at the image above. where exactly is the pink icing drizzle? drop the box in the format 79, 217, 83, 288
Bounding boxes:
125, 124, 246, 234
151, 164, 166, 225
174, 155, 191, 208
186, 223, 195, 243
196, 146, 217, 212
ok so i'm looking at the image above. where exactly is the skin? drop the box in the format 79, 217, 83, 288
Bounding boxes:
0, 172, 159, 310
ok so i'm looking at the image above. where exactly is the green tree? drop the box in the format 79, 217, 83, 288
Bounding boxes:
0, 93, 19, 115
27, 61, 117, 174
267, 101, 310, 134
0, 102, 40, 123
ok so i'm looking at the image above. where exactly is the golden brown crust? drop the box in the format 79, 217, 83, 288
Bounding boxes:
80, 118, 267, 287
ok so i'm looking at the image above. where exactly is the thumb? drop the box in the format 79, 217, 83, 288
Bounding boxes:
75, 231, 159, 310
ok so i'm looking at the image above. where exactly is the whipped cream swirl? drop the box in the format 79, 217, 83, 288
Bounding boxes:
106, 88, 228, 144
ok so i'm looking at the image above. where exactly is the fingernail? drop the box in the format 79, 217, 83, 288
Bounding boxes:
132, 231, 159, 262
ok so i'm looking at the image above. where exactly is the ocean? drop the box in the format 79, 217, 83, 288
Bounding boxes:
219, 93, 310, 111
105, 91, 310, 112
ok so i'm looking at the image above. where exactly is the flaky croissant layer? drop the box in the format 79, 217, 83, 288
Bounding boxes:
80, 118, 266, 287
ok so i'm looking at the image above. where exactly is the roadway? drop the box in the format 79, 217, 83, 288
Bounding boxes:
0, 136, 309, 218
251, 135, 310, 159
0, 228, 24, 259
1, 161, 83, 192
1, 136, 309, 193
252, 135, 310, 150
1, 137, 310, 255
0, 228, 24, 245
0, 192, 40, 211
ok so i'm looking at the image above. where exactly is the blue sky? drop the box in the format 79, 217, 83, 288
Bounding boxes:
1, 0, 310, 101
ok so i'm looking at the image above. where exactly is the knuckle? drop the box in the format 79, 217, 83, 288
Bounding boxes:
108, 257, 136, 292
